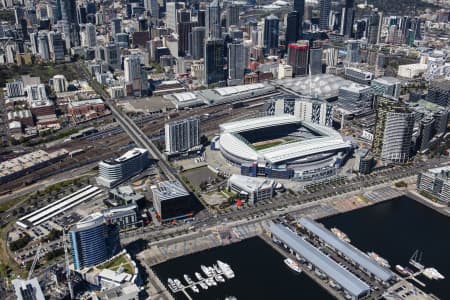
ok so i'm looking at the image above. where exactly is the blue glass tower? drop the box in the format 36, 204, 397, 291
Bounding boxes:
69, 213, 120, 270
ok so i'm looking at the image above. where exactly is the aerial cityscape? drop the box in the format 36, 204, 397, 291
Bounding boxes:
0, 0, 449, 298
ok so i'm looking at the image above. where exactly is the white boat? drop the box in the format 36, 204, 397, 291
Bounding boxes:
331, 227, 351, 243
284, 258, 302, 273
214, 264, 223, 274
167, 278, 177, 290
183, 274, 194, 285
423, 268, 445, 280
395, 265, 409, 276
201, 265, 213, 277
174, 279, 184, 289
215, 274, 225, 282
190, 285, 199, 293
208, 277, 217, 286
204, 278, 213, 286
195, 272, 204, 281
217, 260, 235, 279
199, 281, 208, 290
367, 251, 391, 268
209, 266, 216, 275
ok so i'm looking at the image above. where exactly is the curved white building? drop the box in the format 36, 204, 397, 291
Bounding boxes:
219, 115, 352, 181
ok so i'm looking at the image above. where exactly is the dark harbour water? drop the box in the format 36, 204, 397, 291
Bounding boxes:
153, 197, 449, 300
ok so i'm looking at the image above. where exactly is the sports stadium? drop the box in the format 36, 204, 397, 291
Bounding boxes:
218, 115, 352, 181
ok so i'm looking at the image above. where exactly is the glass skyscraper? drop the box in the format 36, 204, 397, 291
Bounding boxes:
69, 213, 121, 270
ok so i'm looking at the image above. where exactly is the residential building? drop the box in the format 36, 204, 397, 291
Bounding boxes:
165, 117, 200, 154
427, 80, 450, 107
319, 0, 331, 30
69, 212, 121, 270
97, 148, 150, 188
228, 41, 245, 86
371, 77, 402, 99
287, 41, 309, 77
338, 83, 373, 115
372, 96, 413, 163
417, 166, 450, 203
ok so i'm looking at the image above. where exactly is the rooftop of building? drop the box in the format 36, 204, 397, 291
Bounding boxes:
151, 180, 189, 201
270, 223, 370, 297
423, 165, 450, 180
12, 278, 45, 300
298, 217, 394, 282
68, 98, 104, 107
273, 74, 354, 99
0, 149, 68, 177
228, 174, 275, 192
372, 76, 402, 85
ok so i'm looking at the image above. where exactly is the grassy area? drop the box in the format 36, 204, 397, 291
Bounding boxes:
357, 195, 370, 203
419, 190, 439, 202
0, 63, 80, 87
253, 140, 285, 151
0, 199, 17, 214
97, 254, 134, 274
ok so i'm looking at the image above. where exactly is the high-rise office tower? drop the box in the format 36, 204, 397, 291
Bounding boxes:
110, 18, 122, 38
367, 11, 382, 44
124, 55, 142, 83
61, 0, 80, 46
345, 40, 360, 63
287, 41, 309, 76
226, 4, 240, 28
293, 0, 304, 38
372, 96, 413, 164
69, 213, 121, 270
319, 0, 331, 30
144, 0, 159, 19
178, 21, 196, 57
77, 5, 87, 24
165, 117, 200, 154
85, 23, 96, 47
228, 40, 245, 86
197, 10, 206, 27
427, 80, 450, 107
177, 9, 191, 23
341, 0, 354, 37
190, 27, 206, 59
286, 11, 299, 45
38, 31, 51, 61
204, 38, 225, 85
206, 0, 220, 39
310, 41, 323, 75
263, 14, 279, 55
165, 2, 177, 31
50, 31, 65, 62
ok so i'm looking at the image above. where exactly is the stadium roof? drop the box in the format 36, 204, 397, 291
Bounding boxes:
298, 217, 394, 282
273, 74, 353, 99
270, 223, 370, 297
220, 115, 299, 133
219, 116, 350, 164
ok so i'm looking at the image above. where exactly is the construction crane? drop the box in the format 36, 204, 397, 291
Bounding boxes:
63, 229, 74, 299
27, 244, 42, 280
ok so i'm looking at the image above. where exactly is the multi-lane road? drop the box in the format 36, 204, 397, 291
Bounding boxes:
119, 157, 447, 245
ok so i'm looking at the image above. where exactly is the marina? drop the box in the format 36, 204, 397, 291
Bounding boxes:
165, 260, 235, 298
149, 195, 449, 300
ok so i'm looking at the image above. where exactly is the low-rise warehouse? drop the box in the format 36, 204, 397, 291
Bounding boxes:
0, 149, 68, 184
270, 222, 370, 300
16, 185, 102, 229
164, 83, 276, 109
298, 217, 394, 282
